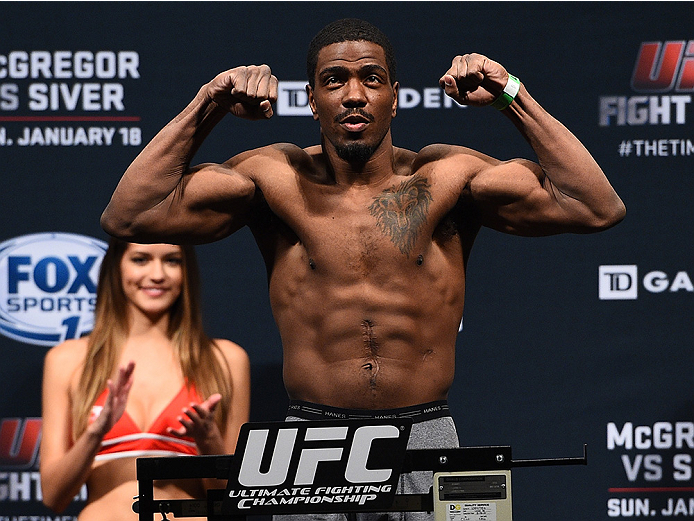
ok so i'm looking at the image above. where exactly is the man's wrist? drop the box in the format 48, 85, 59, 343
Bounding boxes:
490, 74, 520, 110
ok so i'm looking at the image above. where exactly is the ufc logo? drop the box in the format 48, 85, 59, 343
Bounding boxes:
0, 418, 42, 469
632, 41, 694, 92
238, 425, 401, 487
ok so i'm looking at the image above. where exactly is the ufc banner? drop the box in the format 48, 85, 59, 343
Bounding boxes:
222, 419, 412, 515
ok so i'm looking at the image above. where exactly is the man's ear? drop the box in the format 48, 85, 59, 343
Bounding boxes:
391, 81, 399, 118
306, 84, 319, 121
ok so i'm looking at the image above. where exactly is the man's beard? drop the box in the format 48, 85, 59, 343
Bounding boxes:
329, 107, 386, 164
334, 142, 378, 164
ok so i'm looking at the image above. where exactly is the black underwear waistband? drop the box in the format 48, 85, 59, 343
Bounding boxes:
287, 400, 450, 423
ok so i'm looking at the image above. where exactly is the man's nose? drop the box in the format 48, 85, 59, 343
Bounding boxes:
343, 79, 367, 106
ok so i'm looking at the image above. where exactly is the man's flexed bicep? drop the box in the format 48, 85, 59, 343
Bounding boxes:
101, 64, 278, 244
103, 159, 258, 244
468, 158, 616, 237
164, 161, 259, 242
439, 52, 625, 236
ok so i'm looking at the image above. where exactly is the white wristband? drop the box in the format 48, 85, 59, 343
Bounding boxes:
490, 74, 520, 110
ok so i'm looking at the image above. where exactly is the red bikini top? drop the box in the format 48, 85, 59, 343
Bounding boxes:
89, 383, 201, 461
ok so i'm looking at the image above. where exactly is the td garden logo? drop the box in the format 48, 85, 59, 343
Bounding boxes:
0, 232, 107, 346
599, 265, 694, 300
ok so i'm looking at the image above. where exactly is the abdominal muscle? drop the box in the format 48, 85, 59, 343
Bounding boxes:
79, 458, 207, 521
270, 244, 465, 409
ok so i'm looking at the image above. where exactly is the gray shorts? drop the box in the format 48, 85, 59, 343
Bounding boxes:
274, 401, 459, 521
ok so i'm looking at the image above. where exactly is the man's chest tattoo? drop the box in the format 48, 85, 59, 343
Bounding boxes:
368, 175, 432, 256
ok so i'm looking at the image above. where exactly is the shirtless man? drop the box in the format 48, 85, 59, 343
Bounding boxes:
101, 18, 625, 518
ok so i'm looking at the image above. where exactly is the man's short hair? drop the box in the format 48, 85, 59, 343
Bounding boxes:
307, 18, 397, 88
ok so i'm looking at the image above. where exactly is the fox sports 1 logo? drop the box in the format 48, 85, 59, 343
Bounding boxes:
0, 233, 107, 346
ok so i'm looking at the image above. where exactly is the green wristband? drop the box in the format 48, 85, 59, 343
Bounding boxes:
490, 74, 520, 110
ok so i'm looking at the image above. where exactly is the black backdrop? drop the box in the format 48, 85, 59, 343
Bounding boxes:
2, 2, 693, 520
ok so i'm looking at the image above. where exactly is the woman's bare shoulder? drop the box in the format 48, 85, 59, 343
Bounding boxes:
212, 338, 250, 366
43, 337, 89, 387
45, 337, 88, 363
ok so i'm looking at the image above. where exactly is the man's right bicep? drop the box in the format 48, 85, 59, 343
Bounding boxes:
109, 145, 268, 243
169, 162, 258, 240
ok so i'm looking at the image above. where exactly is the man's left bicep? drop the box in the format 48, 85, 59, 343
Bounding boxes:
469, 159, 573, 235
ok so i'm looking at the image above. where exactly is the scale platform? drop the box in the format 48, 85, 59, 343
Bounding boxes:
133, 419, 587, 521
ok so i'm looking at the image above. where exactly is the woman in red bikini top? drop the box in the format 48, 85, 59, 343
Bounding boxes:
39, 238, 251, 521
